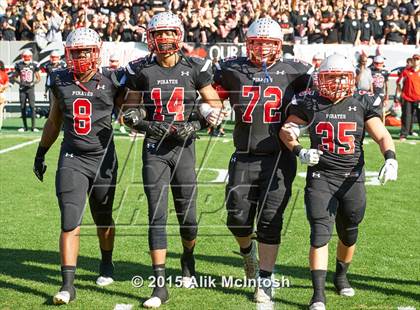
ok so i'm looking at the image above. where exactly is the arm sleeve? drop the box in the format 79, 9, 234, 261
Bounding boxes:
195, 58, 213, 90
287, 96, 313, 122
124, 62, 142, 91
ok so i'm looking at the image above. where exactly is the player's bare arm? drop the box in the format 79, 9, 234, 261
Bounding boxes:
365, 117, 398, 185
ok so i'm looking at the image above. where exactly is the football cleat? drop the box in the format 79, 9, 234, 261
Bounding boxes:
240, 240, 258, 279
337, 287, 355, 297
333, 273, 355, 297
52, 286, 76, 305
254, 275, 274, 308
96, 262, 114, 287
309, 301, 326, 310
143, 286, 169, 308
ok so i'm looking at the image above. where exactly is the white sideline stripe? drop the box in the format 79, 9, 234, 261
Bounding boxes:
114, 304, 133, 310
0, 138, 40, 154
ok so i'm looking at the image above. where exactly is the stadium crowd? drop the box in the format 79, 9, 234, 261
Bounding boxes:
0, 0, 419, 45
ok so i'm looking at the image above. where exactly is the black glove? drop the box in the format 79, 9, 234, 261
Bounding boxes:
172, 121, 201, 142
33, 146, 49, 182
146, 121, 174, 139
122, 108, 146, 128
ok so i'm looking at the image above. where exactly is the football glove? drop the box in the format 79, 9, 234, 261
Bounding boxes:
33, 156, 47, 182
298, 149, 323, 166
378, 159, 398, 185
172, 121, 201, 141
122, 108, 146, 128
146, 121, 174, 139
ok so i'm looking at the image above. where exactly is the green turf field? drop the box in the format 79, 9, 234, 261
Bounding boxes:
0, 117, 419, 310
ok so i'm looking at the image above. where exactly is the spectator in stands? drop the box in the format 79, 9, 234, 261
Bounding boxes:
372, 7, 386, 44
307, 10, 324, 44
341, 8, 361, 45
356, 52, 373, 91
360, 9, 375, 45
0, 7, 17, 40
385, 9, 407, 44
200, 9, 219, 43
46, 8, 65, 43
292, 3, 309, 44
105, 12, 120, 41
406, 12, 419, 45
279, 11, 294, 45
33, 11, 49, 49
397, 53, 420, 141
0, 60, 8, 131
18, 10, 34, 41
320, 9, 337, 43
61, 13, 74, 41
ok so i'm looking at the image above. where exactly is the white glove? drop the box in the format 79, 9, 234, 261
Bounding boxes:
282, 122, 301, 140
199, 103, 224, 126
378, 159, 398, 185
299, 149, 323, 166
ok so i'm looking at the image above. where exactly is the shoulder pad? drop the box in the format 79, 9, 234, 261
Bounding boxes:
188, 56, 212, 72
126, 57, 150, 75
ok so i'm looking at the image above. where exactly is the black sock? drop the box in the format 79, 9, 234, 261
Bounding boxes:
61, 266, 76, 290
334, 259, 351, 290
181, 247, 196, 277
151, 264, 168, 302
100, 248, 113, 265
240, 243, 252, 255
259, 269, 272, 278
310, 270, 327, 304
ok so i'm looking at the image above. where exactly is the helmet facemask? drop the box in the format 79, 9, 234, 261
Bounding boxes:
246, 37, 282, 67
318, 71, 355, 103
65, 45, 101, 74
147, 28, 183, 54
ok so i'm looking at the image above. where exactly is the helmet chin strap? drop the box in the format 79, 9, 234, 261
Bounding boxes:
261, 60, 272, 84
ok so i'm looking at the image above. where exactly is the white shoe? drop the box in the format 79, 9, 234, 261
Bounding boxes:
33, 128, 39, 132
53, 291, 71, 305
143, 297, 163, 308
18, 128, 25, 132
119, 126, 127, 134
240, 240, 258, 279
96, 276, 114, 287
181, 276, 196, 289
309, 302, 326, 310
412, 132, 418, 137
338, 287, 355, 297
254, 277, 274, 302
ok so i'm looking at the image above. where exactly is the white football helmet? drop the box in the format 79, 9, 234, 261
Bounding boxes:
50, 50, 61, 64
21, 49, 33, 63
147, 12, 184, 54
318, 54, 355, 102
65, 28, 102, 74
246, 18, 283, 67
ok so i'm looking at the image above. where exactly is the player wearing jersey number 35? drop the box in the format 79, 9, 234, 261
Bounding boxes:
32, 28, 126, 305
213, 17, 313, 308
122, 11, 225, 309
280, 54, 398, 310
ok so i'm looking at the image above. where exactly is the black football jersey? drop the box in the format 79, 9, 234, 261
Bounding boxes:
48, 67, 126, 154
289, 90, 382, 180
214, 57, 312, 154
14, 61, 40, 87
370, 67, 389, 97
125, 55, 213, 129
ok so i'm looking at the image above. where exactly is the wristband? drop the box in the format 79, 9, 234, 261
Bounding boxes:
292, 145, 303, 157
384, 150, 396, 160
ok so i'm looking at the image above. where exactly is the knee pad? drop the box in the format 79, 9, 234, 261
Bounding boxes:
60, 201, 84, 232
148, 225, 167, 250
180, 225, 197, 242
256, 228, 281, 245
336, 224, 359, 247
226, 213, 253, 237
310, 222, 333, 248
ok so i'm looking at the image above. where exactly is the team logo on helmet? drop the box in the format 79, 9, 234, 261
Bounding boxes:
246, 18, 283, 67
65, 28, 102, 74
146, 12, 184, 54
317, 54, 355, 102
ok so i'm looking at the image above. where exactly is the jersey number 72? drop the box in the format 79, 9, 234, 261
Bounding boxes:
241, 86, 282, 123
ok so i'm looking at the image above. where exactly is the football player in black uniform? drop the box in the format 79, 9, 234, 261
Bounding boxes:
122, 12, 224, 308
213, 18, 312, 307
369, 55, 389, 105
32, 28, 126, 305
280, 54, 398, 310
42, 50, 66, 103
13, 49, 41, 132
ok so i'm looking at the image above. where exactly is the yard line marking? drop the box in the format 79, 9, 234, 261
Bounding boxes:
0, 138, 40, 154
114, 304, 133, 310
